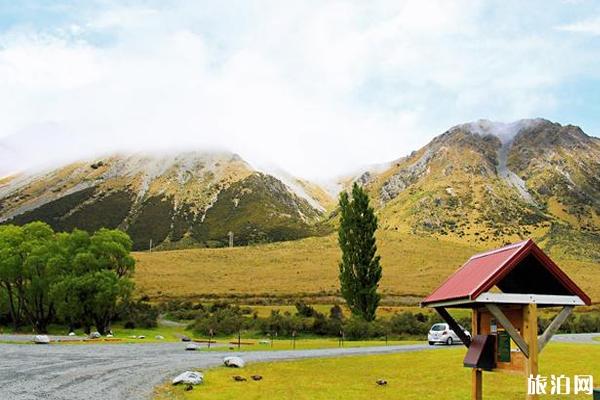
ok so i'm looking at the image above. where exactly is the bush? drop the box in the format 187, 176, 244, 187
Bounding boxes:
343, 317, 388, 340
260, 310, 307, 336
116, 299, 159, 329
190, 305, 248, 336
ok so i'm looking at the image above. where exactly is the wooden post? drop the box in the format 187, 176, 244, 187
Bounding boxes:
471, 308, 482, 400
523, 303, 538, 400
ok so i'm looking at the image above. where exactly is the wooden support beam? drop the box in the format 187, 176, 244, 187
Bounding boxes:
435, 307, 472, 348
471, 309, 482, 400
524, 303, 539, 400
538, 306, 574, 353
484, 304, 529, 358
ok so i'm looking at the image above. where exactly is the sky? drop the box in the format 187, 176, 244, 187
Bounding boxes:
1, 0, 600, 180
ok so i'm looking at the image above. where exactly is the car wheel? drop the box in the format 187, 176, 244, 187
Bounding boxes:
428, 341, 434, 346
446, 337, 453, 346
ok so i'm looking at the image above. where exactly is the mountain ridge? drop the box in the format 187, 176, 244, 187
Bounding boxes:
2, 118, 600, 260
0, 151, 333, 250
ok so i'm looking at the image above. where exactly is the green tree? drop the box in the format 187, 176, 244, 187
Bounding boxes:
51, 229, 135, 334
0, 225, 26, 328
15, 222, 56, 332
338, 183, 382, 321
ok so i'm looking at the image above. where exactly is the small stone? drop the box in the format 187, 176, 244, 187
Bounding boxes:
89, 332, 101, 339
172, 371, 204, 385
155, 335, 165, 340
106, 334, 114, 338
137, 335, 145, 339
258, 340, 270, 345
181, 336, 191, 342
68, 332, 76, 337
376, 379, 388, 386
185, 384, 193, 391
251, 375, 263, 381
223, 356, 245, 368
33, 335, 50, 344
232, 375, 247, 382
186, 343, 200, 351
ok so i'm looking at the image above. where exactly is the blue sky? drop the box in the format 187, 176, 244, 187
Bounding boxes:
1, 1, 600, 178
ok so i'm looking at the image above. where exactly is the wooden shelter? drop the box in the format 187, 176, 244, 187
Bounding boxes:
422, 239, 591, 400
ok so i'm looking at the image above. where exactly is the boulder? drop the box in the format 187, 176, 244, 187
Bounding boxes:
376, 379, 388, 386
33, 335, 50, 344
186, 343, 200, 351
232, 375, 247, 382
68, 332, 76, 337
251, 375, 263, 381
137, 335, 145, 339
155, 335, 165, 340
223, 356, 245, 368
181, 335, 191, 342
172, 371, 204, 386
89, 332, 101, 339
106, 334, 114, 338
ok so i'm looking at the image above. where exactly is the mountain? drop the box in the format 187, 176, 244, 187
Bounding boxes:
355, 119, 600, 261
0, 152, 333, 250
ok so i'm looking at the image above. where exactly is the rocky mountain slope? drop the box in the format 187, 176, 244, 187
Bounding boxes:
2, 119, 599, 260
0, 152, 333, 250
355, 119, 600, 260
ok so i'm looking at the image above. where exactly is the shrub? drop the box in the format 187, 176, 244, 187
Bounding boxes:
116, 299, 159, 329
190, 305, 248, 336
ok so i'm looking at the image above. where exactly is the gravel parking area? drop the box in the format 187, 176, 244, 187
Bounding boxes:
1, 333, 596, 400
0, 340, 436, 400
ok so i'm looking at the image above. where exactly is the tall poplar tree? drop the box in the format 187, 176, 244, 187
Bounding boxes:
338, 183, 382, 321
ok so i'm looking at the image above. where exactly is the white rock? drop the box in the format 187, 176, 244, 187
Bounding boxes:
223, 356, 245, 368
89, 332, 101, 339
155, 335, 165, 340
68, 332, 76, 336
186, 343, 200, 351
137, 335, 145, 339
33, 335, 50, 344
106, 334, 114, 338
172, 371, 204, 385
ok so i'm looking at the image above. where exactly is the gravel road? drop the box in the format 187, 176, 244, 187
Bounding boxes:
552, 332, 600, 344
0, 341, 438, 400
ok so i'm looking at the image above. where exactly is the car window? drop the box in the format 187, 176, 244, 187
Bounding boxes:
431, 324, 446, 331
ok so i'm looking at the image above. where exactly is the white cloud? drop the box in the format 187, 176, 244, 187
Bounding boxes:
0, 1, 598, 180
557, 16, 600, 35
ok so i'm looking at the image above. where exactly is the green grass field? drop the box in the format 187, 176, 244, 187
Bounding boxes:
156, 343, 600, 400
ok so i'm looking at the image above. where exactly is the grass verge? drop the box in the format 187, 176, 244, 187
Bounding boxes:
155, 343, 599, 400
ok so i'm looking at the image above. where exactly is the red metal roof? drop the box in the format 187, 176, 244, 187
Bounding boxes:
422, 239, 591, 306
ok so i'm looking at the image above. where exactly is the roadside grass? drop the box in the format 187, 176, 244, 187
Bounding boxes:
0, 324, 193, 344
203, 339, 422, 352
134, 231, 599, 304
155, 343, 599, 400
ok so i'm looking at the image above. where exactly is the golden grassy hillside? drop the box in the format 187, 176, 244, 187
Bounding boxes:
134, 232, 599, 304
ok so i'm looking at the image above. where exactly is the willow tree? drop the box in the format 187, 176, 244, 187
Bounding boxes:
338, 183, 382, 321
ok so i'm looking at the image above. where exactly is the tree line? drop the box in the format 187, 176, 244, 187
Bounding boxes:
0, 222, 135, 334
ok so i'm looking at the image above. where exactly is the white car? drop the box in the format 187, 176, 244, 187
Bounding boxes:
427, 323, 471, 345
